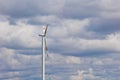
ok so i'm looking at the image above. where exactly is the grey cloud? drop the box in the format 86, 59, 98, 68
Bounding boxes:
0, 0, 43, 18
0, 0, 120, 80
62, 0, 101, 19
0, 21, 42, 51
1, 0, 120, 36
0, 48, 80, 79
0, 0, 65, 18
0, 48, 41, 80
0, 0, 120, 21
1, 16, 120, 57
87, 18, 120, 35
0, 48, 120, 80
85, 0, 120, 35
49, 32, 120, 57
0, 0, 101, 19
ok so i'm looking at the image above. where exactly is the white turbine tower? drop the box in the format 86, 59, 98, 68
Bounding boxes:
39, 25, 48, 80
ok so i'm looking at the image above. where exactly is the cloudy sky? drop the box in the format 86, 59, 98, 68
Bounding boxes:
0, 0, 120, 80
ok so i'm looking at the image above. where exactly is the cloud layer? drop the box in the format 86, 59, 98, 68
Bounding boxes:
0, 0, 120, 80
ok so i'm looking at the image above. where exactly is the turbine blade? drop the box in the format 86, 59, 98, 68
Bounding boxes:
38, 34, 43, 37
42, 25, 48, 36
45, 37, 49, 57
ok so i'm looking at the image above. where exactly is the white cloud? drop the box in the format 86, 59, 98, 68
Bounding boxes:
46, 53, 81, 65
0, 47, 41, 79
49, 18, 90, 38
0, 0, 120, 80
63, 32, 120, 54
0, 47, 82, 80
100, 0, 120, 18
100, 0, 120, 10
1, 15, 120, 56
70, 69, 95, 80
70, 70, 84, 80
0, 19, 42, 49
66, 56, 81, 64
0, 47, 41, 68
0, 47, 120, 80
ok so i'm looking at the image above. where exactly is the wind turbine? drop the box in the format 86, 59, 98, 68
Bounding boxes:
39, 25, 48, 80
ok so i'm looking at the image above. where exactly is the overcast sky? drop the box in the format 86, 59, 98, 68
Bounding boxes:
0, 0, 120, 80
